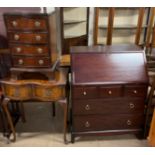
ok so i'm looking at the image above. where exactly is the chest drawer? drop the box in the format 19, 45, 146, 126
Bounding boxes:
124, 85, 148, 98
73, 86, 98, 99
13, 56, 51, 68
10, 44, 49, 56
8, 32, 48, 44
5, 16, 48, 30
73, 98, 145, 115
99, 86, 122, 98
73, 114, 144, 132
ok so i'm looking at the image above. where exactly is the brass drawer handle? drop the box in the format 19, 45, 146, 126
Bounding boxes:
14, 34, 20, 40
14, 88, 20, 97
35, 21, 41, 27
127, 120, 132, 126
108, 90, 112, 95
18, 59, 23, 65
12, 21, 18, 27
37, 48, 43, 54
38, 59, 44, 65
85, 121, 90, 128
35, 35, 41, 41
83, 91, 87, 96
129, 103, 135, 109
16, 47, 22, 53
45, 89, 51, 97
133, 90, 137, 94
85, 104, 90, 111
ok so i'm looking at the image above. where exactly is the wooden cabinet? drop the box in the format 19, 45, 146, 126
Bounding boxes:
60, 7, 89, 54
71, 46, 149, 143
94, 7, 150, 46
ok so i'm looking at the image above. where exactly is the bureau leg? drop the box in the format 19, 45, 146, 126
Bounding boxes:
71, 134, 75, 143
20, 102, 26, 123
52, 102, 56, 117
2, 98, 16, 142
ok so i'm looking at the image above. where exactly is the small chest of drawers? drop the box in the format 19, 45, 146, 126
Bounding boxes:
71, 48, 149, 143
4, 13, 58, 68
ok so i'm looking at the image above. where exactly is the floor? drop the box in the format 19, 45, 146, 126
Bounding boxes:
0, 102, 149, 147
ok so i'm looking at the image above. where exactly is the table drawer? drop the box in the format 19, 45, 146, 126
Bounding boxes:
73, 98, 145, 115
10, 44, 49, 56
13, 56, 51, 68
73, 114, 144, 132
5, 16, 48, 30
99, 86, 122, 98
73, 86, 98, 99
124, 85, 148, 97
33, 86, 65, 101
8, 32, 48, 44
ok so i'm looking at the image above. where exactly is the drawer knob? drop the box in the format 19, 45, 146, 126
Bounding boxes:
14, 34, 20, 40
45, 89, 51, 97
133, 90, 137, 94
16, 47, 22, 53
18, 59, 23, 65
35, 21, 41, 27
38, 59, 44, 65
83, 91, 87, 96
85, 104, 90, 111
108, 90, 112, 95
85, 121, 90, 128
12, 21, 18, 27
35, 35, 41, 41
129, 103, 135, 109
37, 48, 43, 54
127, 120, 132, 126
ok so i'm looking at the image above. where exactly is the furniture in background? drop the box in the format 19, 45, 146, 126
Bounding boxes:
94, 7, 150, 46
59, 7, 89, 55
70, 46, 149, 143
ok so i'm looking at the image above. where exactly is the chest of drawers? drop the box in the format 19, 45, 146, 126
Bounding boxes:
71, 49, 149, 143
4, 13, 59, 68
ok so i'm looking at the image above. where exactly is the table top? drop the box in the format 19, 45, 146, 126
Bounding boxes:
71, 51, 149, 85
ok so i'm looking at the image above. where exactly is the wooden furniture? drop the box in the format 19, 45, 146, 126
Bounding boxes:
4, 13, 59, 80
148, 108, 155, 146
60, 7, 89, 54
71, 46, 149, 143
1, 68, 68, 143
94, 7, 150, 46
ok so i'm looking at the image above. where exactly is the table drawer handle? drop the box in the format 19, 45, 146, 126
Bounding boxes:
108, 90, 112, 95
38, 59, 44, 65
85, 104, 90, 111
85, 121, 90, 128
12, 21, 18, 27
16, 47, 22, 53
18, 59, 23, 65
133, 90, 137, 94
127, 120, 132, 126
83, 91, 87, 96
129, 103, 135, 109
35, 21, 41, 27
35, 35, 41, 41
37, 48, 43, 54
14, 34, 20, 40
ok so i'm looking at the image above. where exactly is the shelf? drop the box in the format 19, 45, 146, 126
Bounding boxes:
63, 19, 86, 24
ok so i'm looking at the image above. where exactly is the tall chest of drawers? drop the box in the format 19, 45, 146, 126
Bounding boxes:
4, 13, 59, 79
71, 49, 149, 143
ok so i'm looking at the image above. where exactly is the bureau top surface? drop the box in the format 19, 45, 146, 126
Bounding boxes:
71, 52, 149, 85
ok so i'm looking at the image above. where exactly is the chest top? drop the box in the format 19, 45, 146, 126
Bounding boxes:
71, 51, 149, 85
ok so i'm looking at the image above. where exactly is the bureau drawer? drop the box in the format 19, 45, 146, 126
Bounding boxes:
99, 86, 122, 98
13, 56, 51, 68
73, 98, 145, 115
73, 87, 98, 99
73, 114, 144, 132
8, 32, 48, 44
10, 44, 49, 56
124, 85, 148, 98
5, 16, 48, 30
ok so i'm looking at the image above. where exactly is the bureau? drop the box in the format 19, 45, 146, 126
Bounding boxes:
4, 13, 59, 80
71, 49, 149, 143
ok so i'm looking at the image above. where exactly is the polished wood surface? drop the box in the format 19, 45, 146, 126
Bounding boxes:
60, 54, 70, 67
71, 47, 149, 143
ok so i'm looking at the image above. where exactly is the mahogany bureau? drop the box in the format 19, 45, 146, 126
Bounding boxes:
4, 13, 59, 80
71, 48, 149, 143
